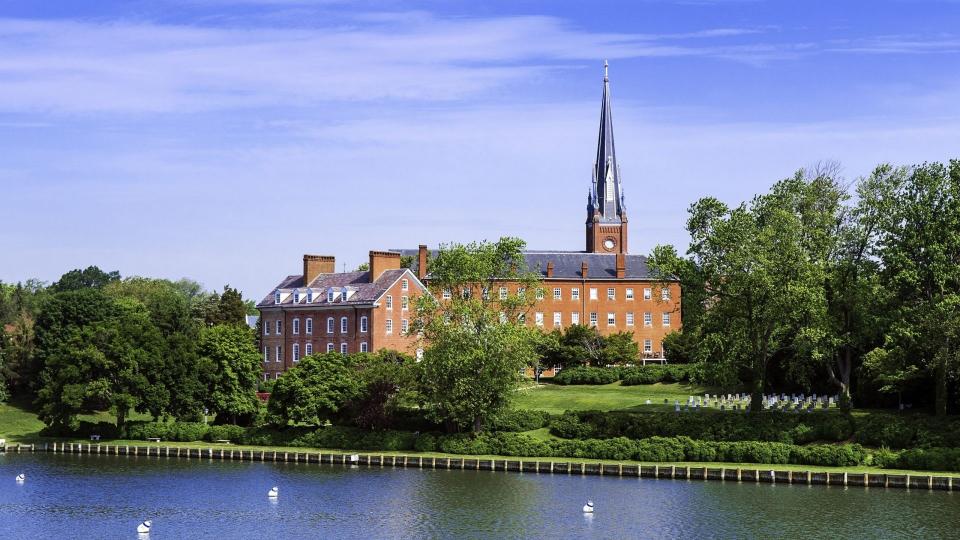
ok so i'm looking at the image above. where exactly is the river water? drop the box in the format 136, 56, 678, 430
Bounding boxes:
0, 453, 956, 539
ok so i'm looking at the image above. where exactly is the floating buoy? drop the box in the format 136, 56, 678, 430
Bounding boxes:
582, 500, 594, 513
268, 486, 279, 498
15, 473, 25, 482
137, 520, 152, 534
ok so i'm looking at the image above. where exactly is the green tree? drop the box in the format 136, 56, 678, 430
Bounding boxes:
196, 324, 261, 424
602, 331, 639, 365
349, 349, 416, 430
267, 352, 362, 426
413, 237, 541, 432
50, 266, 119, 292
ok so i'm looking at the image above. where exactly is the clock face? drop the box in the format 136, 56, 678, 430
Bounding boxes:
603, 238, 616, 251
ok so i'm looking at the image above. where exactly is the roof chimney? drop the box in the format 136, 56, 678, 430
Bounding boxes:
304, 255, 335, 285
417, 244, 429, 280
546, 261, 554, 278
369, 250, 401, 283
616, 253, 626, 279
581, 261, 589, 278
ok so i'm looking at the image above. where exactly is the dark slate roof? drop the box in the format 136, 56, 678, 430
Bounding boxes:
393, 249, 662, 280
257, 268, 413, 308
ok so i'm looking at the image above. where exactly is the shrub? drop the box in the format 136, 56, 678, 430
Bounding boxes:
126, 422, 170, 441
633, 437, 685, 462
488, 409, 552, 432
165, 422, 210, 442
620, 365, 692, 385
552, 367, 620, 385
894, 448, 960, 472
549, 412, 595, 439
205, 424, 246, 442
413, 433, 439, 452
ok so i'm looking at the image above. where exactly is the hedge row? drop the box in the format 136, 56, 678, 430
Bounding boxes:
126, 422, 246, 443
551, 365, 692, 386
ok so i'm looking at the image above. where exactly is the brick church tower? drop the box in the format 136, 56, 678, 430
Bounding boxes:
586, 60, 629, 254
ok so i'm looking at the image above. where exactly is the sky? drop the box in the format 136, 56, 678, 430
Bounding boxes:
2, 0, 959, 299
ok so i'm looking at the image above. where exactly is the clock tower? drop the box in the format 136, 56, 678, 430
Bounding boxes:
586, 61, 628, 254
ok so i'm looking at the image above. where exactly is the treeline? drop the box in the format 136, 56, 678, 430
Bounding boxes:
651, 159, 960, 415
0, 266, 262, 429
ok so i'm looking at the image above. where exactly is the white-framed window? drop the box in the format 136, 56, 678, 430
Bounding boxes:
263, 373, 268, 382
662, 313, 672, 327
306, 318, 313, 335
535, 288, 544, 300
644, 312, 652, 327
274, 290, 281, 304
572, 288, 580, 300
607, 288, 615, 300
305, 343, 312, 356
626, 288, 634, 300
292, 318, 300, 335
462, 288, 471, 299
644, 339, 653, 354
264, 322, 270, 336
292, 343, 300, 362
571, 312, 580, 325
327, 290, 335, 302
340, 343, 348, 354
386, 295, 393, 310
535, 312, 544, 326
360, 316, 368, 333
275, 345, 282, 363
401, 278, 409, 291
360, 342, 368, 352
274, 372, 280, 380
499, 312, 507, 323
327, 317, 334, 334
340, 317, 348, 333
442, 288, 452, 300
402, 296, 409, 310
626, 312, 635, 326
481, 287, 490, 300
518, 313, 526, 323
553, 287, 562, 300
306, 289, 314, 303
553, 312, 562, 327
386, 319, 393, 335
644, 287, 652, 300
401, 319, 409, 334
607, 312, 615, 326
263, 346, 268, 363
517, 287, 526, 299
589, 288, 598, 300
327, 343, 335, 353
499, 287, 508, 300
661, 287, 671, 300
589, 312, 598, 326
275, 320, 282, 335
293, 289, 300, 303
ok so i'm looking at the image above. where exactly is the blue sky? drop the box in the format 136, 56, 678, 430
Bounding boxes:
2, 0, 959, 298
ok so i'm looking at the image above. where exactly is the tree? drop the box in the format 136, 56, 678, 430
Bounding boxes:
349, 349, 416, 430
267, 352, 362, 426
217, 285, 248, 326
413, 237, 541, 432
50, 266, 119, 292
196, 325, 261, 424
602, 331, 639, 365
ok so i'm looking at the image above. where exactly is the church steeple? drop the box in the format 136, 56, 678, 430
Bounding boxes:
586, 61, 628, 254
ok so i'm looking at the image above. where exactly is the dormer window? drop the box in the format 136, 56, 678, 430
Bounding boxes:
306, 288, 313, 303
293, 289, 300, 303
274, 290, 281, 304
327, 289, 335, 303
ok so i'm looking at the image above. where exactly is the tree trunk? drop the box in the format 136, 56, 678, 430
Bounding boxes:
116, 408, 126, 433
473, 416, 482, 433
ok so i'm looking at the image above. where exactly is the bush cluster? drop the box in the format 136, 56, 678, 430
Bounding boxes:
552, 367, 620, 385
488, 409, 553, 432
550, 365, 693, 385
853, 414, 960, 449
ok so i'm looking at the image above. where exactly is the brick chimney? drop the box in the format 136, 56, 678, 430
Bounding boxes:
417, 244, 429, 280
369, 250, 401, 283
581, 261, 589, 278
546, 261, 554, 278
304, 255, 335, 284
616, 253, 626, 279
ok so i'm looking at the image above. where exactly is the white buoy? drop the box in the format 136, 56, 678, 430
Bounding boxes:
268, 486, 279, 498
137, 520, 152, 534
15, 473, 25, 482
582, 500, 594, 513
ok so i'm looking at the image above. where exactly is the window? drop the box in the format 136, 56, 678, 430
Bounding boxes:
327, 290, 335, 303
607, 312, 615, 326
535, 288, 544, 300
274, 290, 281, 304
306, 318, 313, 335
442, 288, 452, 300
327, 317, 334, 334
644, 339, 652, 354
518, 313, 526, 323
481, 287, 490, 300
589, 288, 598, 300
589, 312, 598, 326
292, 318, 300, 335
499, 287, 508, 300
626, 312, 635, 326
292, 343, 300, 362
571, 312, 580, 325
643, 288, 652, 300
662, 313, 672, 327
644, 312, 652, 327
402, 296, 409, 310
572, 288, 580, 300
340, 317, 348, 334
306, 289, 314, 303
535, 312, 544, 327
274, 372, 280, 380
275, 320, 282, 335
499, 312, 507, 324
263, 346, 268, 363
386, 319, 393, 335
607, 288, 615, 300
462, 288, 471, 300
327, 343, 335, 353
661, 287, 671, 300
386, 295, 393, 310
360, 342, 368, 353
264, 322, 270, 336
553, 312, 562, 327
553, 287, 562, 300
305, 343, 312, 356
293, 289, 300, 304
275, 346, 282, 363
517, 287, 526, 299
360, 316, 368, 333
340, 343, 348, 354
401, 319, 409, 334
263, 373, 268, 382
626, 288, 634, 300
401, 278, 409, 291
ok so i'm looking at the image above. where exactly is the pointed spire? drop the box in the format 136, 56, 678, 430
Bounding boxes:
591, 60, 624, 223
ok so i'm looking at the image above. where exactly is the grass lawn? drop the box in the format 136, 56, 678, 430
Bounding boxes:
0, 398, 150, 441
512, 381, 716, 414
